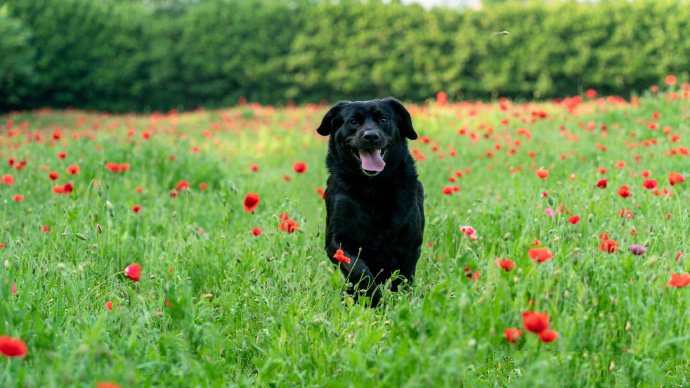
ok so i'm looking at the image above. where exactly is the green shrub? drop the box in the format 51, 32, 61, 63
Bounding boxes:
3, 0, 689, 112
0, 6, 37, 110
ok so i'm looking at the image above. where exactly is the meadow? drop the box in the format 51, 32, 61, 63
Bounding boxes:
1, 80, 690, 386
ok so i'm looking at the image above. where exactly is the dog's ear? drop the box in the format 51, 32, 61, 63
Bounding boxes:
383, 97, 417, 140
316, 101, 350, 136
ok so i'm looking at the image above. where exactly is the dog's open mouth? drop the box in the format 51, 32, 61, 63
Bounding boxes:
352, 147, 387, 176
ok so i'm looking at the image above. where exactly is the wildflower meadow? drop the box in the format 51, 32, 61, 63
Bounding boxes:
1, 78, 690, 386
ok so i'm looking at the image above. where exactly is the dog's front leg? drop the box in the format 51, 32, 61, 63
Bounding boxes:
327, 245, 382, 307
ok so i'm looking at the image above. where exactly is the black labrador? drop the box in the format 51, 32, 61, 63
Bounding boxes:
316, 97, 424, 307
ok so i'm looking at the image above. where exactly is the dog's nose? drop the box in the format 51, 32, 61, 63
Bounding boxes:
363, 130, 380, 142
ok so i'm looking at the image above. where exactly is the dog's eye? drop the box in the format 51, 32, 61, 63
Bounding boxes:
380, 117, 389, 123
349, 119, 359, 126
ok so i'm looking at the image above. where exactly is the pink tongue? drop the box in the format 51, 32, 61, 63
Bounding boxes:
358, 149, 385, 172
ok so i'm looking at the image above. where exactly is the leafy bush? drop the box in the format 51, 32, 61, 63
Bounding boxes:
2, 0, 689, 112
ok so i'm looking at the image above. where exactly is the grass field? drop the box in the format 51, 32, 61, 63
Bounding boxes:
1, 83, 690, 386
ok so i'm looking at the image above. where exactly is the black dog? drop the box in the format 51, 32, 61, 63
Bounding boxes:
316, 97, 424, 307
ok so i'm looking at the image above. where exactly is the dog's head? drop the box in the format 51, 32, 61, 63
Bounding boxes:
316, 98, 417, 177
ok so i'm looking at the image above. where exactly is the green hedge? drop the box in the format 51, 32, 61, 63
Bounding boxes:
2, 0, 689, 112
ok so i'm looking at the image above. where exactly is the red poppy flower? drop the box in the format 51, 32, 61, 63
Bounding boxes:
665, 74, 677, 86
333, 249, 351, 264
279, 212, 290, 220
0, 335, 28, 358
528, 247, 553, 263
12, 194, 23, 202
504, 328, 523, 343
538, 330, 559, 343
293, 162, 307, 174
496, 258, 516, 271
199, 182, 207, 191
599, 239, 619, 253
176, 180, 190, 191
585, 89, 597, 99
1, 174, 14, 185
0, 243, 4, 249
522, 311, 550, 333
617, 185, 631, 198
57, 152, 67, 159
536, 168, 549, 179
316, 188, 326, 200
53, 185, 65, 194
568, 215, 580, 225
596, 179, 607, 188
642, 179, 657, 189
41, 225, 50, 233
131, 205, 142, 213
66, 165, 80, 175
48, 172, 59, 180
669, 172, 685, 186
250, 164, 259, 172
667, 272, 690, 288
279, 219, 299, 233
244, 193, 259, 212
124, 263, 142, 282
106, 301, 113, 311
169, 189, 178, 197
251, 227, 263, 236
96, 382, 122, 388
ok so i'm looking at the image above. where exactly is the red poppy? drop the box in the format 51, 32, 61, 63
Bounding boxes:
528, 247, 553, 263
596, 179, 607, 188
279, 212, 290, 220
1, 174, 14, 185
57, 152, 67, 159
12, 194, 23, 202
333, 249, 351, 265
585, 89, 597, 99
251, 227, 262, 236
535, 168, 549, 179
124, 263, 142, 282
669, 172, 685, 186
176, 180, 190, 191
599, 239, 619, 253
568, 215, 580, 225
279, 219, 299, 233
250, 164, 259, 172
617, 185, 631, 198
0, 335, 28, 358
169, 189, 178, 197
538, 330, 559, 343
667, 272, 690, 288
53, 185, 65, 194
199, 182, 207, 191
316, 188, 326, 200
665, 74, 677, 86
131, 205, 142, 213
293, 162, 307, 174
96, 383, 122, 388
642, 179, 657, 189
41, 225, 50, 233
106, 301, 113, 311
442, 186, 460, 195
496, 258, 516, 271
522, 311, 550, 333
0, 243, 4, 249
48, 172, 59, 180
504, 328, 523, 343
66, 165, 80, 175
244, 193, 259, 212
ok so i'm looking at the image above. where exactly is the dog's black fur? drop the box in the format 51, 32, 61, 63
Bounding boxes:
317, 97, 424, 307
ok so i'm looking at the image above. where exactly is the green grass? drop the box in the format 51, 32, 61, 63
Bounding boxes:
1, 89, 690, 386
